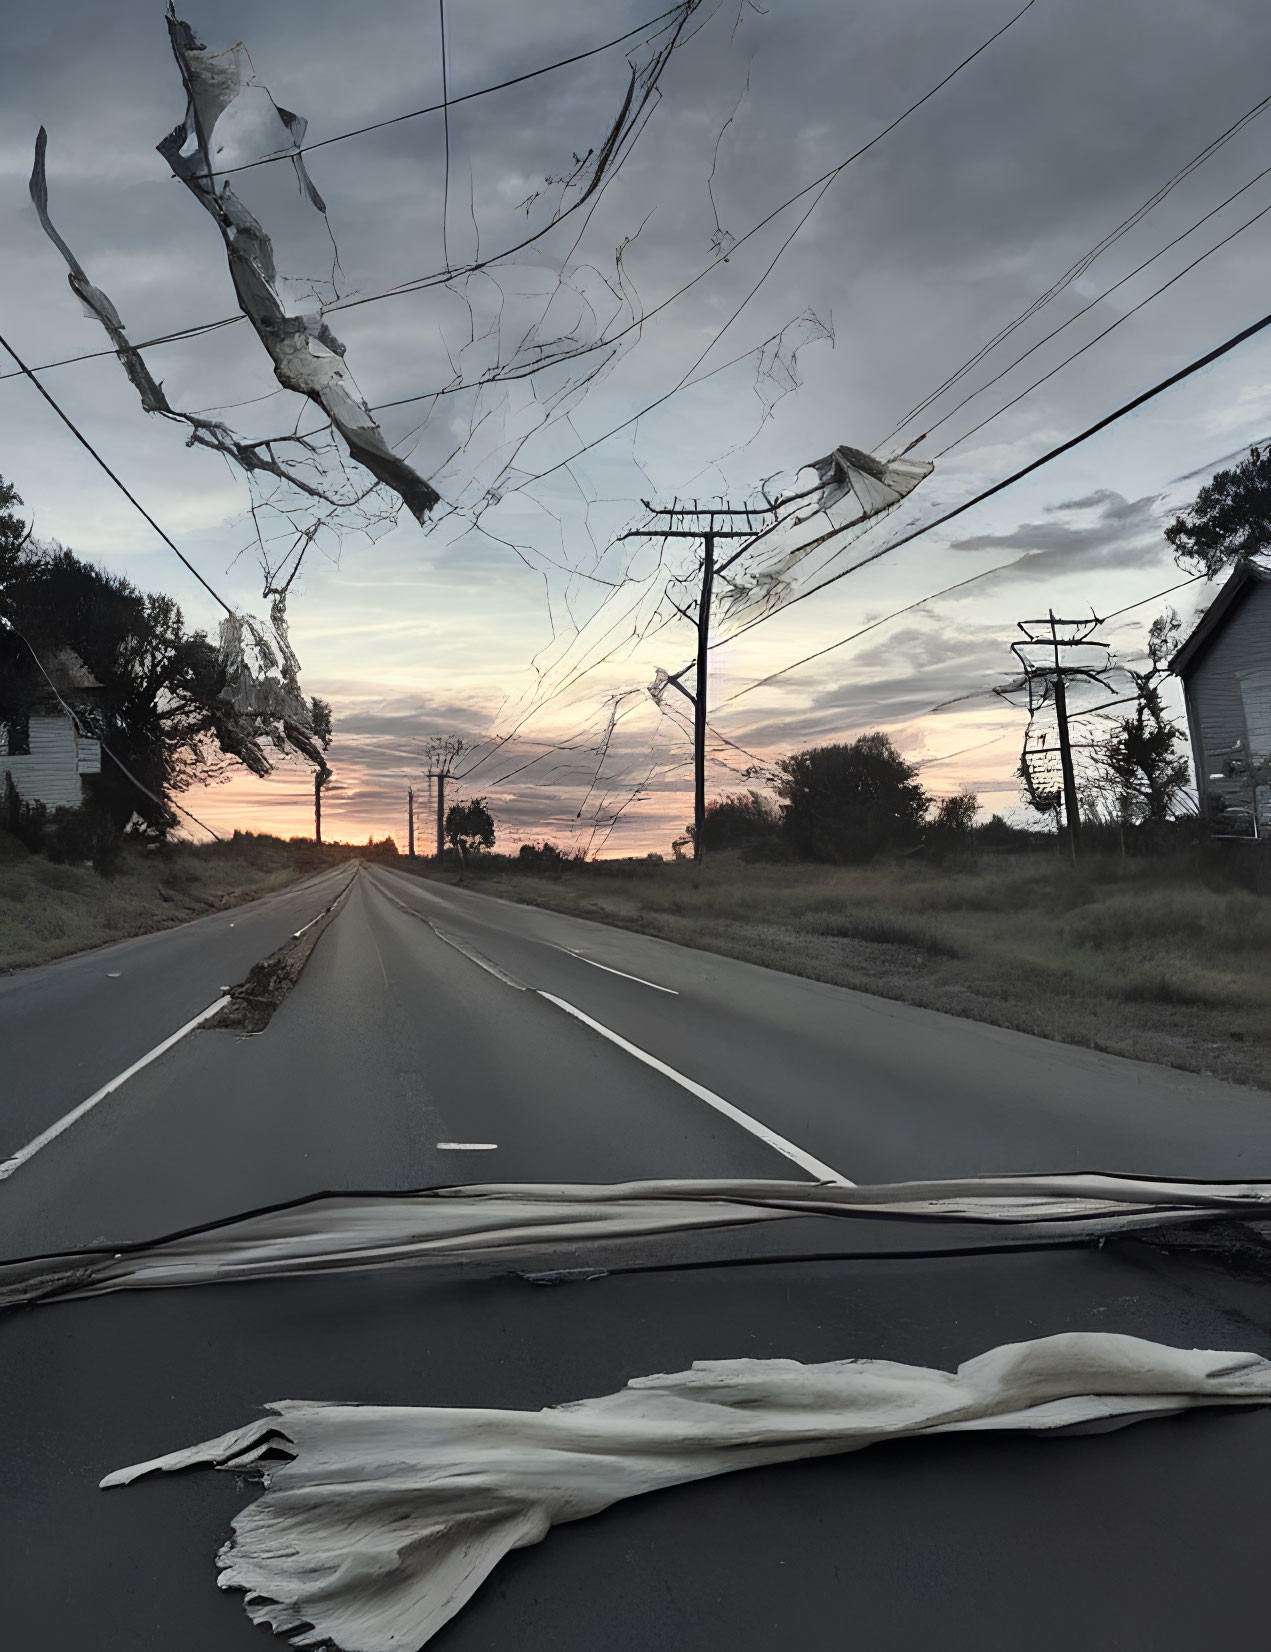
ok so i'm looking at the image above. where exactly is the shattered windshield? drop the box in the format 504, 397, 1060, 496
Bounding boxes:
2, 3, 1271, 1649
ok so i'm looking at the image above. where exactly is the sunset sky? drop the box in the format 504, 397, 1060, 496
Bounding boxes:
4, 0, 1270, 854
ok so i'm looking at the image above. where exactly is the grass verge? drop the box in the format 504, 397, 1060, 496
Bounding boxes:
399, 850, 1271, 1092
0, 830, 347, 972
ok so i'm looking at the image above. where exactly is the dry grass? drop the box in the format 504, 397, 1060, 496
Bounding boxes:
404, 851, 1271, 1090
0, 831, 328, 971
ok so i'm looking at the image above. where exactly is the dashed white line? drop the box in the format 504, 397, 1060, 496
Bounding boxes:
0, 995, 231, 1182
437, 1142, 498, 1151
537, 992, 853, 1186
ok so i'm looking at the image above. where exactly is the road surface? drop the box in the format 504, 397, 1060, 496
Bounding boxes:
3, 859, 1270, 1255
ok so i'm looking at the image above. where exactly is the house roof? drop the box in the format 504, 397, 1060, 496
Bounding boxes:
1169, 560, 1271, 678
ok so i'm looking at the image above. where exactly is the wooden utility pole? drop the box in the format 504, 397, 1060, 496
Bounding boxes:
623, 502, 774, 862
1049, 613, 1082, 858
1008, 612, 1112, 862
407, 785, 415, 858
422, 735, 464, 861
693, 530, 715, 862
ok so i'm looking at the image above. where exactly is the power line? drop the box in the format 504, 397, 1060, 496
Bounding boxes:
0, 9, 697, 392
0, 315, 242, 385
438, 0, 452, 275
912, 160, 1271, 452
510, 0, 1041, 491
1098, 572, 1207, 623
722, 302, 1271, 651
934, 192, 1271, 458
715, 308, 1271, 705
716, 562, 1021, 706
0, 329, 234, 617
879, 90, 1271, 449
3, 0, 1036, 451
208, 3, 691, 180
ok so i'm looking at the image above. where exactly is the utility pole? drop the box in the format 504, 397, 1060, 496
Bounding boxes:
314, 768, 329, 845
1005, 611, 1113, 862
1048, 613, 1082, 858
407, 785, 415, 858
624, 501, 774, 861
422, 735, 464, 862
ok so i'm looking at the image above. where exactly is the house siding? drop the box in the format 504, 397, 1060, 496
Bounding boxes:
1, 710, 93, 810
1185, 580, 1271, 832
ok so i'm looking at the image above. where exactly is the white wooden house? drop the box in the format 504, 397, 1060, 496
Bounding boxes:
1, 650, 102, 811
1169, 562, 1271, 837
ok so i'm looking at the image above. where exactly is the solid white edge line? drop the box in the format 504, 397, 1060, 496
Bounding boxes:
566, 952, 678, 994
537, 991, 853, 1187
0, 994, 232, 1182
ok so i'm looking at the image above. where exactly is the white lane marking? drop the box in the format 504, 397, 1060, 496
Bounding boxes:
437, 1142, 498, 1150
564, 951, 677, 994
537, 992, 853, 1186
293, 913, 323, 938
0, 995, 231, 1182
430, 927, 526, 990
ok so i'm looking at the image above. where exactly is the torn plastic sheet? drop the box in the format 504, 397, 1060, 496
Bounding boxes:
101, 1333, 1271, 1652
714, 445, 934, 627
28, 125, 367, 525
158, 10, 439, 523
6, 1173, 1271, 1308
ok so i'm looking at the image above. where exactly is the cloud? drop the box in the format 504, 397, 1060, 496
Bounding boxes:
9, 0, 1271, 848
946, 489, 1165, 579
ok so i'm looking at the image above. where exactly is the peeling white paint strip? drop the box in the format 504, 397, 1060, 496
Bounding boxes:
565, 952, 678, 994
537, 992, 852, 1186
436, 1142, 498, 1151
102, 1334, 1271, 1652
429, 927, 525, 990
0, 995, 231, 1181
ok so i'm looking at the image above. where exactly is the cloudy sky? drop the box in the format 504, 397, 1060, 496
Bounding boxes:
3, 0, 1270, 853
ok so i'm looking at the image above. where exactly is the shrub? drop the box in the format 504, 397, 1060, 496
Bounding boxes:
776, 734, 928, 863
692, 791, 781, 853
43, 802, 122, 875
517, 841, 569, 873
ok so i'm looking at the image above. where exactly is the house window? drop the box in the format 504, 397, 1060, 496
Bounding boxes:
4, 714, 30, 757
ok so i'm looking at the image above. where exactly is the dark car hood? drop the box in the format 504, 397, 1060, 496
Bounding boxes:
6, 1203, 1271, 1651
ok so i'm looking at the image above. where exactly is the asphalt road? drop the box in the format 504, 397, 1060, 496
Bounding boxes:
3, 858, 1271, 1255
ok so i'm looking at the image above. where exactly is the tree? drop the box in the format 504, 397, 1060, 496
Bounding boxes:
0, 534, 299, 837
1165, 445, 1271, 578
0, 475, 27, 576
924, 788, 978, 865
775, 734, 928, 862
1092, 611, 1191, 825
517, 841, 572, 872
687, 789, 780, 853
309, 695, 333, 843
931, 790, 978, 835
445, 797, 495, 876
